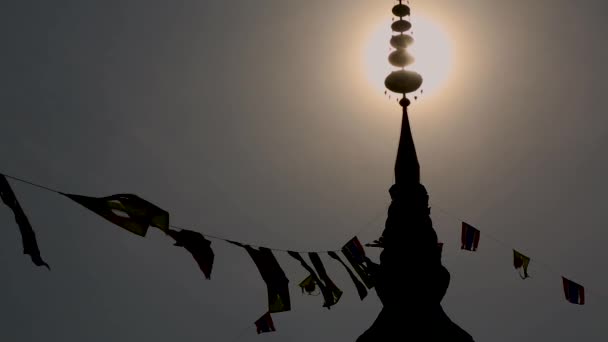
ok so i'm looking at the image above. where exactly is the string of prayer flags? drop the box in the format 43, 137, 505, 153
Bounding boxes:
0, 175, 49, 269
461, 222, 480, 251
328, 251, 368, 300
309, 252, 343, 309
562, 277, 585, 305
513, 250, 530, 279
1, 172, 601, 311
342, 237, 375, 289
61, 193, 169, 237
230, 241, 291, 313
298, 274, 319, 295
255, 312, 276, 334
168, 228, 214, 279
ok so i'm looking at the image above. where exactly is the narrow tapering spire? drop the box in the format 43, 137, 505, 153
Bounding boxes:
394, 98, 419, 184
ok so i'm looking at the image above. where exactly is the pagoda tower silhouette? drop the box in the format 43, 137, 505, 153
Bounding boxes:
357, 2, 474, 340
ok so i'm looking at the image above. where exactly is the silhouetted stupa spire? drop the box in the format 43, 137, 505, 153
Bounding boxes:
356, 2, 474, 340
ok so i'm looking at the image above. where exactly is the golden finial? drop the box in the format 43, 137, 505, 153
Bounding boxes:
384, 0, 423, 100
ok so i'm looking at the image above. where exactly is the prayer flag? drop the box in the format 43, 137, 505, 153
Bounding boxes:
328, 251, 368, 300
513, 250, 530, 279
0, 176, 49, 269
343, 236, 366, 263
342, 237, 375, 289
168, 228, 214, 279
288, 251, 332, 306
309, 252, 342, 308
254, 312, 276, 334
461, 222, 480, 251
62, 193, 168, 237
230, 242, 290, 313
562, 277, 585, 305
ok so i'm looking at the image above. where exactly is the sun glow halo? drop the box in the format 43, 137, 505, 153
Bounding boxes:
364, 15, 454, 98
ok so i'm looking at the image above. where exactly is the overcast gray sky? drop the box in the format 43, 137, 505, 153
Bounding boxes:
1, 1, 607, 341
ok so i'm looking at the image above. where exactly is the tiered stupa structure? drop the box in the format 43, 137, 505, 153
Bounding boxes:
357, 1, 474, 340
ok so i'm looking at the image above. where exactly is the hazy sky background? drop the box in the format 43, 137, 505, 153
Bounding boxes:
1, 1, 607, 341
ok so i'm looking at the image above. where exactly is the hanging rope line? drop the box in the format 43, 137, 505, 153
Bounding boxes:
2, 170, 607, 303
0, 171, 386, 254
3, 173, 62, 194
431, 204, 608, 303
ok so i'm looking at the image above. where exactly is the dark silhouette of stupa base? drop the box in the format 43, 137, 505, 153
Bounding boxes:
356, 98, 474, 341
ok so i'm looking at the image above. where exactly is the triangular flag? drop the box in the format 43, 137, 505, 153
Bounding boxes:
461, 222, 480, 251
328, 251, 367, 300
309, 252, 342, 309
254, 312, 276, 334
342, 237, 375, 289
168, 229, 214, 279
61, 193, 168, 237
562, 277, 585, 305
0, 175, 49, 269
513, 250, 530, 279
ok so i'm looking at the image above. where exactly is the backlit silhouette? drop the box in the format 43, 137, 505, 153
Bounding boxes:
357, 2, 473, 340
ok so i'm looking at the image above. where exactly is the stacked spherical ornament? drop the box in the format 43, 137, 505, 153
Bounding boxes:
384, 1, 423, 97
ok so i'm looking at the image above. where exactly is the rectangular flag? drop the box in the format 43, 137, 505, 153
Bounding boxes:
342, 236, 375, 289
229, 242, 291, 313
62, 193, 169, 237
562, 277, 585, 305
461, 222, 480, 251
328, 251, 368, 300
255, 312, 276, 334
168, 229, 214, 279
